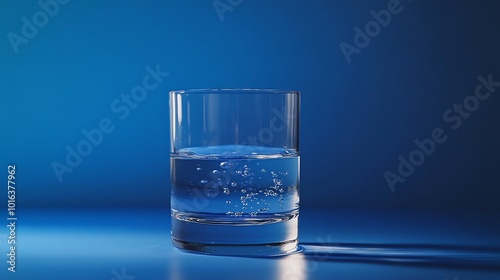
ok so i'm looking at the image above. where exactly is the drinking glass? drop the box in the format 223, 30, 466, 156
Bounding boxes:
170, 89, 300, 256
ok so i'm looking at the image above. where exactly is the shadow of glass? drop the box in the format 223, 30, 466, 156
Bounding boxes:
298, 243, 500, 271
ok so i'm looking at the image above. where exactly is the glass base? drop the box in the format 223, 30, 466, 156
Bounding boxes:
172, 238, 299, 257
171, 212, 299, 257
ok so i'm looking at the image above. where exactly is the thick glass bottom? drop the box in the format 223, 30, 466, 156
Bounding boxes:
171, 212, 299, 256
172, 238, 299, 257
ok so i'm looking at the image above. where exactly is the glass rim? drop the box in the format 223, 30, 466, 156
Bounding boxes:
169, 88, 300, 95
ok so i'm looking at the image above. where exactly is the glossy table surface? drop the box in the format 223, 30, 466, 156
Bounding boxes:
1, 208, 499, 280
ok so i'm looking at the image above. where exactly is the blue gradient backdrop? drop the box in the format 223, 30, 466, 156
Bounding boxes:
1, 0, 500, 213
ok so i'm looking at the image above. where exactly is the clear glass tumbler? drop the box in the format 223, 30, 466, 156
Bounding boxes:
169, 89, 300, 256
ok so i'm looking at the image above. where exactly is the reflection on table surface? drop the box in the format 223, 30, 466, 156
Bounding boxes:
1, 208, 499, 280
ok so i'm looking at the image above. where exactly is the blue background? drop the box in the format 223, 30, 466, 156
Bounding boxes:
1, 1, 500, 279
2, 0, 499, 212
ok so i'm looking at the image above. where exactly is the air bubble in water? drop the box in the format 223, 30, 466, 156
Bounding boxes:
196, 167, 202, 171
212, 170, 220, 175
241, 189, 247, 193
220, 162, 233, 169
226, 200, 231, 204
231, 182, 237, 187
200, 180, 208, 184
223, 188, 230, 195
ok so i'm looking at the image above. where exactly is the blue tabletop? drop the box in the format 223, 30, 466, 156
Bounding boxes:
1, 208, 499, 280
